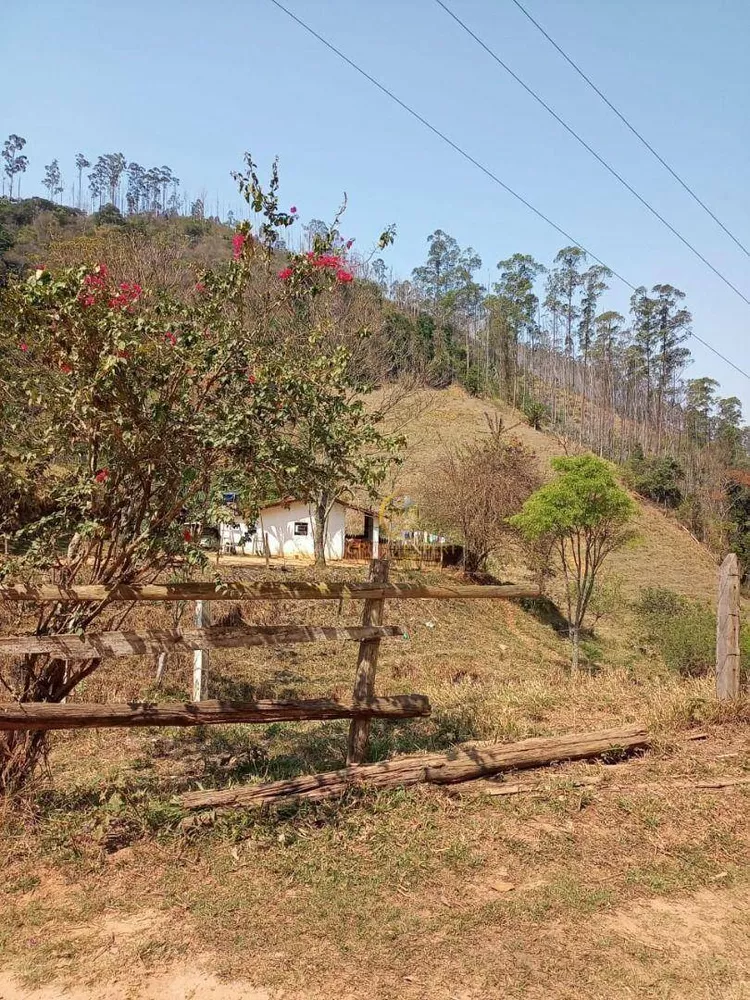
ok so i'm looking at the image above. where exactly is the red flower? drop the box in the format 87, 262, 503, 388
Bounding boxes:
278, 267, 293, 281
194, 281, 206, 293
94, 469, 109, 483
248, 372, 256, 384
336, 269, 354, 283
183, 529, 192, 542
98, 263, 109, 278
20, 342, 28, 352
116, 350, 129, 359
346, 239, 354, 249
232, 233, 247, 259
311, 253, 341, 271
60, 363, 73, 374
164, 332, 177, 346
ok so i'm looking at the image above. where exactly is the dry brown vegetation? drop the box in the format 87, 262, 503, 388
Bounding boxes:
1, 386, 748, 999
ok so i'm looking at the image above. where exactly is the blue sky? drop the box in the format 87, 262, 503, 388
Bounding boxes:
4, 0, 749, 409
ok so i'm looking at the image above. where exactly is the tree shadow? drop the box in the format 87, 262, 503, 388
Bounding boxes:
520, 595, 570, 634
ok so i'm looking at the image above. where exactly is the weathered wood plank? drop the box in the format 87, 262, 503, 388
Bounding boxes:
180, 724, 649, 810
0, 694, 431, 731
347, 559, 388, 764
0, 625, 407, 661
0, 582, 541, 604
192, 600, 209, 702
716, 552, 741, 700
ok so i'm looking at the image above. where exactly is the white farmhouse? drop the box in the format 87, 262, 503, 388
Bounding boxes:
219, 498, 379, 561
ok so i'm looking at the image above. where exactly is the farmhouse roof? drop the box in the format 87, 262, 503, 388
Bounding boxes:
258, 497, 378, 518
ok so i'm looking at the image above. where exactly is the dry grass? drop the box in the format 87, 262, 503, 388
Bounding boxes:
0, 386, 746, 999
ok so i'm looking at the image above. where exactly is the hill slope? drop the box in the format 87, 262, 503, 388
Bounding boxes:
378, 384, 719, 603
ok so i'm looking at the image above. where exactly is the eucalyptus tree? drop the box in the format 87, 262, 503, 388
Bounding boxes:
42, 159, 63, 202
2, 134, 28, 200
74, 153, 90, 209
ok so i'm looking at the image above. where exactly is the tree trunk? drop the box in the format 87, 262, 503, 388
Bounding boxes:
312, 494, 328, 567
570, 625, 580, 671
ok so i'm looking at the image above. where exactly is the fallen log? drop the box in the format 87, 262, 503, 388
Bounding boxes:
0, 694, 431, 732
0, 581, 540, 603
0, 624, 406, 661
179, 724, 648, 810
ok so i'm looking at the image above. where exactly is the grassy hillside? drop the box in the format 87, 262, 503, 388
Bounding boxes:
379, 384, 719, 603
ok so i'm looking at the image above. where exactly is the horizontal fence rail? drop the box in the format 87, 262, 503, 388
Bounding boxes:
0, 624, 407, 662
0, 694, 431, 731
0, 582, 541, 603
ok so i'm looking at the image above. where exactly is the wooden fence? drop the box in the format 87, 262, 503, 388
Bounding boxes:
0, 562, 540, 764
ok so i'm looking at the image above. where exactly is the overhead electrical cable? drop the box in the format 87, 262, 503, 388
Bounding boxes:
266, 0, 750, 382
434, 0, 750, 309
507, 0, 750, 260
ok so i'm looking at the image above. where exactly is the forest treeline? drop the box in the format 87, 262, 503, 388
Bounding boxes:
2, 132, 749, 571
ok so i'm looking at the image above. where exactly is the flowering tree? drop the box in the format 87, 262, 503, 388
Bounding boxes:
0, 154, 399, 789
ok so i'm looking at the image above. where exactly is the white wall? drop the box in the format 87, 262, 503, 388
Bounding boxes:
220, 502, 346, 560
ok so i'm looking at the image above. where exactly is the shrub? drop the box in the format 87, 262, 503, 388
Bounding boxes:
633, 586, 741, 678
522, 398, 548, 430
624, 453, 683, 508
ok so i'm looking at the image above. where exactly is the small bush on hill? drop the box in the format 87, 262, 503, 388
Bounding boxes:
522, 398, 548, 430
634, 586, 750, 678
624, 452, 683, 507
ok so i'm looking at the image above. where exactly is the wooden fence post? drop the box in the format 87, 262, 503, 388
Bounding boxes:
347, 559, 389, 764
716, 552, 741, 700
192, 600, 210, 701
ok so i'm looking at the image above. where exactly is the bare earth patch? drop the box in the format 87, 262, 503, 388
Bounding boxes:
0, 965, 271, 999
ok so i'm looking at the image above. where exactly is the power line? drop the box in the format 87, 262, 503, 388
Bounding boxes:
434, 0, 750, 310
508, 0, 750, 261
265, 0, 750, 383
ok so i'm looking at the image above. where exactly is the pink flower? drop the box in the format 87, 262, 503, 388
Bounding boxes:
194, 281, 206, 293
232, 233, 247, 259
290, 206, 297, 214
336, 269, 354, 283
98, 263, 109, 279
346, 239, 354, 249
20, 342, 28, 352
81, 295, 96, 307
60, 363, 73, 374
248, 372, 256, 384
164, 332, 177, 346
278, 267, 293, 281
94, 468, 109, 483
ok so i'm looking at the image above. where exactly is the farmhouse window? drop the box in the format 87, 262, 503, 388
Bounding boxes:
293, 521, 309, 536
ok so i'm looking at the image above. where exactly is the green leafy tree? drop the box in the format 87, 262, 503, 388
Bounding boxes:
715, 396, 744, 462
685, 377, 719, 445
412, 229, 482, 310
493, 253, 545, 399
511, 455, 636, 669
